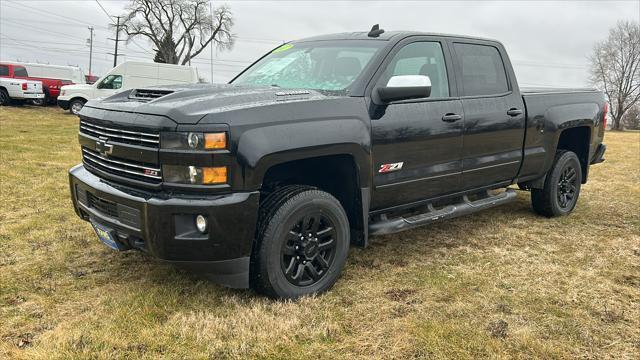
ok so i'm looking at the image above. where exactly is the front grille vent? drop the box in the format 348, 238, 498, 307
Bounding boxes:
129, 89, 174, 101
80, 120, 159, 148
82, 148, 161, 184
87, 192, 118, 218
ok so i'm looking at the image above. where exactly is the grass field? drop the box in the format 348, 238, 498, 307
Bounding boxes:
0, 106, 638, 359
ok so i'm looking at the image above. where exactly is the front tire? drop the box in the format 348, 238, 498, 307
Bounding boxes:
531, 150, 582, 217
69, 99, 85, 115
251, 186, 350, 299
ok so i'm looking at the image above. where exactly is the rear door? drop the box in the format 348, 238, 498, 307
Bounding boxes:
370, 37, 465, 210
449, 40, 526, 189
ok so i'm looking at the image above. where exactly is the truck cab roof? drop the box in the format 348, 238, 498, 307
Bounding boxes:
295, 30, 503, 45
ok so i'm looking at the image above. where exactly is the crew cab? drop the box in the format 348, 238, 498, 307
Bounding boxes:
0, 77, 44, 105
68, 27, 607, 298
0, 63, 69, 105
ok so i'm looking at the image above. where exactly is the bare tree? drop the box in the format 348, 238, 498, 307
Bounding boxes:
622, 104, 640, 130
589, 21, 640, 131
121, 0, 234, 65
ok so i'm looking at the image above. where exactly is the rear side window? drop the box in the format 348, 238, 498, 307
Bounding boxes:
454, 43, 509, 96
0, 65, 8, 76
14, 66, 28, 77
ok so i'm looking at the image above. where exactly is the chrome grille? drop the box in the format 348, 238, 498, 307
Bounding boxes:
82, 148, 161, 183
80, 120, 159, 148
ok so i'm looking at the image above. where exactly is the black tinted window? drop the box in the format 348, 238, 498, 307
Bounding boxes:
454, 43, 508, 96
0, 65, 8, 76
380, 42, 449, 98
14, 66, 28, 77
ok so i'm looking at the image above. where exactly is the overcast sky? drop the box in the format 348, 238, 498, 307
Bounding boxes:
1, 0, 639, 87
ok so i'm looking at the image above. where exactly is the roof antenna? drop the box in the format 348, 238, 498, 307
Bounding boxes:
368, 24, 384, 38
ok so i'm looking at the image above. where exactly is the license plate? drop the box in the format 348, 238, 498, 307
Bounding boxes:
91, 221, 125, 251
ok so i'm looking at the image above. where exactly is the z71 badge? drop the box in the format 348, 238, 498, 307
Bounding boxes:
378, 162, 404, 173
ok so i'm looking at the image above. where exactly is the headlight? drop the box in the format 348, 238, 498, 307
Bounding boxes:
161, 132, 227, 150
163, 165, 227, 185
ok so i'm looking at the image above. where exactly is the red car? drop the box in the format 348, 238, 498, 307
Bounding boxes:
0, 63, 71, 105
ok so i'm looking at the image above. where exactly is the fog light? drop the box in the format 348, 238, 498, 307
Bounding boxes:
195, 214, 207, 233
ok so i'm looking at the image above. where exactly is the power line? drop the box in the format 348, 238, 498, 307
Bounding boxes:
95, 0, 115, 24
4, 0, 97, 27
1, 17, 109, 30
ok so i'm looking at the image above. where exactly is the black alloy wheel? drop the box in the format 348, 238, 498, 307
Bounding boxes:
281, 212, 337, 287
557, 164, 578, 209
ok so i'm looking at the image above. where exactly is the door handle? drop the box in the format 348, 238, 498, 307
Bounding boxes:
442, 113, 463, 122
507, 108, 523, 117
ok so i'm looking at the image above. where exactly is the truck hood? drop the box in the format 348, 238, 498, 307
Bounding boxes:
85, 84, 336, 124
62, 83, 93, 91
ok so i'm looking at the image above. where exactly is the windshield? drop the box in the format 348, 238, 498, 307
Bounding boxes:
232, 40, 384, 91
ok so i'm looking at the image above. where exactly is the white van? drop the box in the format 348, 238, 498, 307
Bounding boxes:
18, 62, 85, 84
58, 61, 199, 115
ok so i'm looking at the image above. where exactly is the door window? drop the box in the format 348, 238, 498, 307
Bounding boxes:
454, 43, 509, 96
0, 65, 8, 76
379, 42, 450, 98
14, 66, 28, 77
98, 75, 123, 89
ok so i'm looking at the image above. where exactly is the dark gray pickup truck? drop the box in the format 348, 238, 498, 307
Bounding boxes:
69, 27, 607, 298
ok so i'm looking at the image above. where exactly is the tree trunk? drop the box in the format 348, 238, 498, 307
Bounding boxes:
611, 115, 624, 130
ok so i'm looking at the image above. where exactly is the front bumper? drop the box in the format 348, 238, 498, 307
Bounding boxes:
69, 164, 260, 288
57, 99, 70, 110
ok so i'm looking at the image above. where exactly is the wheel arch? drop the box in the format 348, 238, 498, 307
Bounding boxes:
257, 153, 370, 248
555, 125, 591, 184
69, 96, 87, 104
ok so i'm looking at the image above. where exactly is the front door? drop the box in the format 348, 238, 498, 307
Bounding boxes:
370, 39, 465, 210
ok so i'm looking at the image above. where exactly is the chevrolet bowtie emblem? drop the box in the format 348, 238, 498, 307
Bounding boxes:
96, 138, 113, 156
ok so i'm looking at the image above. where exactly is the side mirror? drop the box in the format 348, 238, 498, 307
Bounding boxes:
376, 75, 431, 103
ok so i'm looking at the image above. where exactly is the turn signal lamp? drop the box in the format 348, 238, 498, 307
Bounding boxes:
204, 132, 227, 150
202, 166, 227, 184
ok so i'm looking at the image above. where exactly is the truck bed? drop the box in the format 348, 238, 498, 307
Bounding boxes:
517, 87, 606, 184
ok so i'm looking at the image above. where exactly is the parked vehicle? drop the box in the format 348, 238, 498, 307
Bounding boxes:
0, 77, 44, 105
69, 28, 607, 298
85, 74, 99, 85
0, 63, 70, 105
58, 61, 199, 115
19, 62, 85, 85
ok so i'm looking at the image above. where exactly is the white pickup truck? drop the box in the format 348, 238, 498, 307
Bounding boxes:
0, 78, 44, 105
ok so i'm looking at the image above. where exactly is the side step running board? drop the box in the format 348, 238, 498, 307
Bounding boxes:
369, 189, 517, 236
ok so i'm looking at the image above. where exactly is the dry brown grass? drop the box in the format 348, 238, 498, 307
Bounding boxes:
1, 106, 639, 359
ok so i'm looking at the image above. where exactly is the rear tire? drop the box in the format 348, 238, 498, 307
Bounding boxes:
531, 150, 582, 217
0, 89, 10, 106
69, 99, 85, 115
251, 185, 350, 299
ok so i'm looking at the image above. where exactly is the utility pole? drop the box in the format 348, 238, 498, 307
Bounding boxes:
210, 1, 214, 83
87, 27, 94, 76
108, 16, 125, 67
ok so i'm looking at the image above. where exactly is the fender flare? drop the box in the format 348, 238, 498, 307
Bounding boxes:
237, 118, 372, 191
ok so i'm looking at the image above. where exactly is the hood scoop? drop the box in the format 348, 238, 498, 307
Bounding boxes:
129, 89, 174, 101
